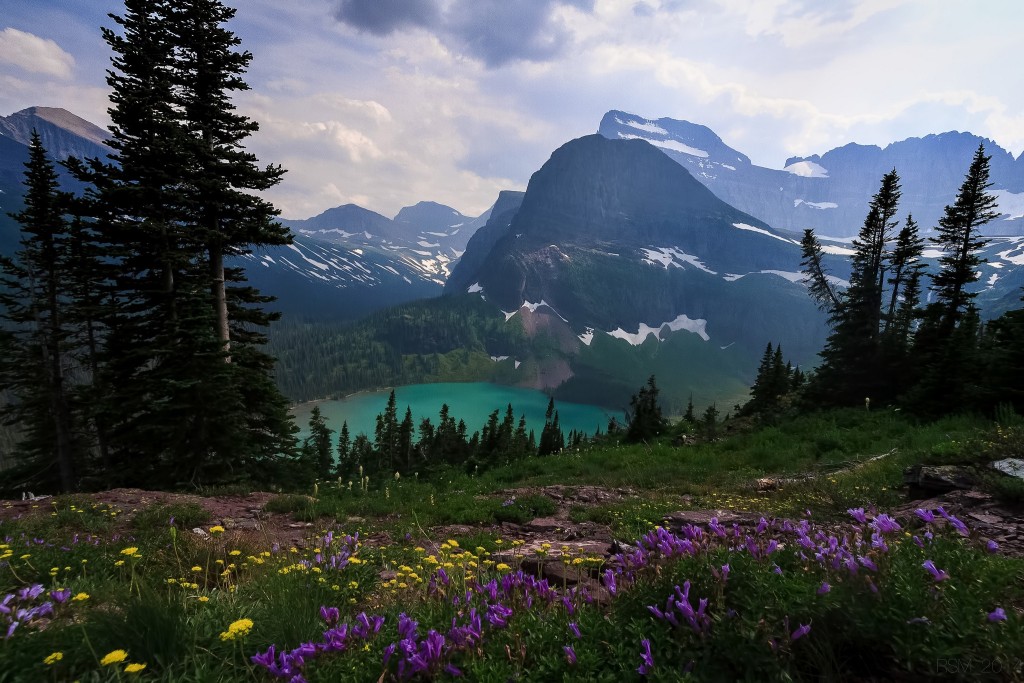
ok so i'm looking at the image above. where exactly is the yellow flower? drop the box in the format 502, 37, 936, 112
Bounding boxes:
219, 618, 254, 641
124, 663, 147, 673
209, 525, 225, 534
447, 539, 459, 547
114, 560, 125, 567
43, 652, 63, 665
191, 565, 202, 572
101, 650, 129, 666
229, 550, 241, 556
198, 596, 210, 603
120, 547, 140, 556
72, 592, 90, 602
496, 563, 511, 571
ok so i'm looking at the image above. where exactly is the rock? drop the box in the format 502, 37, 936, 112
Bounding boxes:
663, 510, 760, 527
903, 465, 975, 494
992, 458, 1024, 479
527, 517, 564, 532
192, 527, 209, 538
345, 516, 365, 524
967, 512, 1004, 526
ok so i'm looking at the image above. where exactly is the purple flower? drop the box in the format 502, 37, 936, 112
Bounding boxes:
791, 623, 811, 641
568, 622, 581, 638
444, 664, 462, 677
988, 608, 1007, 622
602, 569, 617, 596
858, 555, 878, 572
563, 645, 577, 664
847, 507, 868, 523
872, 514, 901, 534
50, 588, 71, 604
382, 643, 396, 666
319, 606, 340, 625
915, 508, 936, 523
637, 639, 654, 676
986, 540, 999, 553
817, 582, 831, 595
922, 559, 950, 582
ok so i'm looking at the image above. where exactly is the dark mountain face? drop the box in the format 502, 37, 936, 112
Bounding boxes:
448, 133, 832, 372
446, 190, 524, 294
599, 111, 1024, 237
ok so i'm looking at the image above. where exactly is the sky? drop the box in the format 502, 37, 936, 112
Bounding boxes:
1, 0, 1022, 221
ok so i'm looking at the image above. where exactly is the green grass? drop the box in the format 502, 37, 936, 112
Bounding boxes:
1, 409, 1021, 681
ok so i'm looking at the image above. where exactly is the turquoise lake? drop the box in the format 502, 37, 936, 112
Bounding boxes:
292, 382, 616, 443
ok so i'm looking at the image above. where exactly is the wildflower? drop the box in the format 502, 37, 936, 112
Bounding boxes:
871, 514, 901, 534
198, 596, 210, 603
43, 652, 63, 665
101, 650, 129, 666
986, 540, 999, 553
563, 645, 577, 664
569, 622, 581, 638
817, 582, 831, 595
637, 639, 654, 675
120, 547, 140, 556
219, 618, 254, 641
847, 507, 868, 523
50, 588, 71, 604
229, 550, 241, 556
72, 592, 90, 602
791, 623, 811, 641
988, 608, 1007, 622
922, 560, 949, 582
915, 509, 936, 523
124, 663, 147, 673
209, 525, 225, 534
495, 563, 511, 572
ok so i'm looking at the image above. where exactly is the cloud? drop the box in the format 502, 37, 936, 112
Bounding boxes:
332, 0, 596, 67
0, 27, 75, 78
333, 0, 440, 36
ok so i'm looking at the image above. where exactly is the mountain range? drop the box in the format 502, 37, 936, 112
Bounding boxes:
599, 110, 1024, 238
2, 105, 1023, 410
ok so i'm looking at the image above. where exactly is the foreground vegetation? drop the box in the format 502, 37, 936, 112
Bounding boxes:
2, 410, 1022, 682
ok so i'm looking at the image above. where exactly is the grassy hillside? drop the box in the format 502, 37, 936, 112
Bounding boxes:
2, 409, 1022, 681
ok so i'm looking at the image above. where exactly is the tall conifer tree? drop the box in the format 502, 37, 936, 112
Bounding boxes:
0, 134, 81, 491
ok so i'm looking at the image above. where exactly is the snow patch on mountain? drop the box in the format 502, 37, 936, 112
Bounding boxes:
641, 247, 717, 274
521, 300, 569, 323
619, 117, 668, 135
579, 327, 595, 346
490, 355, 509, 362
607, 314, 709, 346
784, 160, 829, 178
732, 223, 798, 244
287, 244, 330, 270
820, 244, 856, 256
616, 132, 709, 158
794, 199, 839, 210
992, 189, 1024, 220
467, 282, 483, 293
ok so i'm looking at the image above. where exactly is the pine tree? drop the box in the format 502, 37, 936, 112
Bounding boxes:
910, 146, 998, 415
804, 171, 911, 406
625, 375, 666, 443
301, 406, 333, 480
67, 0, 297, 486
0, 133, 81, 491
683, 395, 696, 424
335, 421, 351, 477
930, 145, 998, 331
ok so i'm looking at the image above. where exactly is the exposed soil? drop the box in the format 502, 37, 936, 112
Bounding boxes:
2, 481, 1020, 562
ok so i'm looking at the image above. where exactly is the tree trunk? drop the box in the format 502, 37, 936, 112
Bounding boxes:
210, 247, 230, 361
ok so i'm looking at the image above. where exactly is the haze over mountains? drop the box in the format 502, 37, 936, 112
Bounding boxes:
2, 105, 1024, 407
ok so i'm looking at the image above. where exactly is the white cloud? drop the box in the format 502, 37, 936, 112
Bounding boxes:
0, 28, 74, 78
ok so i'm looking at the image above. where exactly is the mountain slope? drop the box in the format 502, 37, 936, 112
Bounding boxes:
599, 110, 1024, 237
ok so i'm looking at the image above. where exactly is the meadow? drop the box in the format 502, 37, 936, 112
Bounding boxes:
1, 409, 1022, 681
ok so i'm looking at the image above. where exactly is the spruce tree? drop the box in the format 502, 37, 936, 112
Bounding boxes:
301, 406, 334, 480
803, 171, 911, 406
67, 0, 297, 486
0, 133, 81, 491
910, 146, 998, 414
